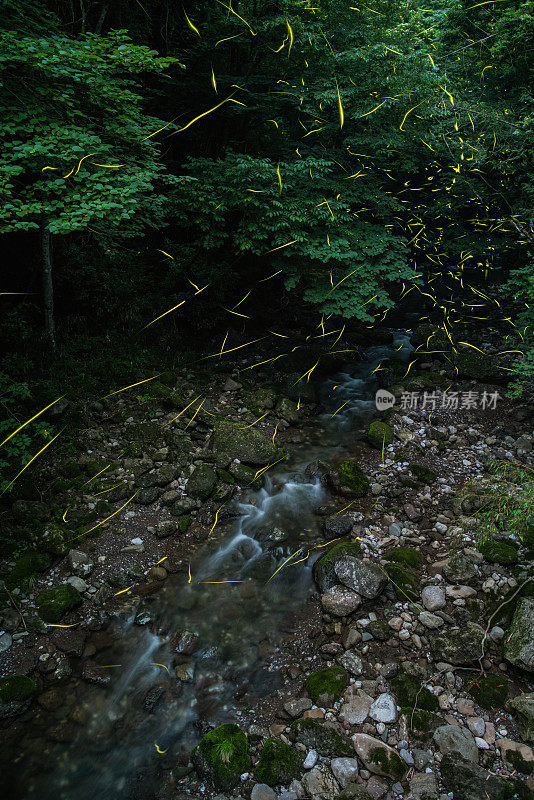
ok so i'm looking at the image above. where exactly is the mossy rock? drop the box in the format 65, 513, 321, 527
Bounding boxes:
34, 522, 71, 556
503, 748, 534, 776
289, 718, 353, 757
479, 539, 518, 566
228, 462, 265, 489
333, 460, 370, 497
312, 541, 362, 592
213, 418, 286, 466
60, 460, 81, 478
305, 665, 349, 703
7, 550, 50, 588
400, 707, 441, 737
255, 737, 304, 786
410, 324, 451, 351
504, 598, 534, 672
384, 547, 421, 569
125, 421, 164, 446
456, 352, 505, 382
178, 515, 190, 533
36, 584, 83, 623
145, 381, 183, 408
367, 421, 393, 450
440, 753, 516, 800
409, 463, 437, 484
191, 723, 250, 791
430, 622, 485, 666
384, 562, 420, 600
187, 463, 217, 501
392, 673, 439, 711
367, 620, 391, 641
0, 674, 37, 703
217, 468, 235, 484
466, 672, 510, 710
369, 746, 407, 781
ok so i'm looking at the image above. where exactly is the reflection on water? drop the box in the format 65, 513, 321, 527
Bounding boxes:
7, 331, 411, 800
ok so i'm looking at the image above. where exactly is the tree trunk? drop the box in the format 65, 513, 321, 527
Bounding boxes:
95, 3, 108, 34
40, 221, 56, 351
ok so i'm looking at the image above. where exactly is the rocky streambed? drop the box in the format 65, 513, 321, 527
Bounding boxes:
0, 322, 533, 800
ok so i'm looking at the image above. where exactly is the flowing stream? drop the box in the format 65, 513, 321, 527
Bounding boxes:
10, 331, 412, 800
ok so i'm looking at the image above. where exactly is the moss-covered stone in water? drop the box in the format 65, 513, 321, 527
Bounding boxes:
384, 562, 420, 600
36, 584, 83, 623
191, 723, 250, 791
0, 674, 37, 702
369, 746, 406, 781
336, 460, 370, 497
289, 718, 353, 757
384, 547, 421, 569
400, 707, 441, 737
255, 737, 304, 786
466, 672, 510, 710
409, 462, 437, 484
213, 418, 285, 466
229, 461, 265, 489
392, 673, 439, 711
7, 550, 50, 588
479, 539, 518, 566
306, 665, 349, 703
367, 421, 393, 450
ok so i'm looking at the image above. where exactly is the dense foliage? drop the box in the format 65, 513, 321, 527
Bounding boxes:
0, 0, 532, 483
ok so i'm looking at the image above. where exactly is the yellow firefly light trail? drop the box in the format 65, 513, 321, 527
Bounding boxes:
101, 375, 161, 399
2, 429, 63, 495
70, 492, 139, 542
0, 396, 64, 451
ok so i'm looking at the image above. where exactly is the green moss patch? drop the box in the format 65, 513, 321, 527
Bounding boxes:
409, 463, 437, 484
306, 665, 349, 703
191, 723, 250, 791
384, 547, 421, 569
392, 673, 439, 711
466, 672, 510, 710
7, 550, 50, 588
384, 562, 420, 600
367, 421, 393, 450
401, 707, 441, 737
36, 584, 83, 623
369, 746, 406, 780
255, 737, 304, 786
289, 718, 353, 757
0, 674, 37, 702
479, 539, 518, 566
336, 460, 370, 497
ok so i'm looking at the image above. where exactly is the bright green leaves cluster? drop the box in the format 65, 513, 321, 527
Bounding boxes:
0, 25, 182, 237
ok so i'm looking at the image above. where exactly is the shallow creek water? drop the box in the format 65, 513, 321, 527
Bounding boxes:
8, 332, 411, 800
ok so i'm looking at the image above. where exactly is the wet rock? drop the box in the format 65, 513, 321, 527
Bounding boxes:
36, 584, 83, 623
0, 632, 13, 653
433, 724, 478, 762
155, 520, 178, 538
213, 418, 285, 465
290, 718, 353, 758
497, 738, 534, 769
37, 688, 64, 711
300, 765, 339, 799
324, 515, 353, 539
504, 598, 534, 672
408, 773, 439, 800
302, 749, 318, 769
507, 692, 534, 741
251, 785, 276, 800
192, 723, 250, 792
418, 611, 444, 629
329, 460, 370, 498
67, 549, 94, 576
351, 734, 407, 780
369, 693, 397, 724
81, 662, 111, 686
306, 666, 349, 704
421, 585, 446, 611
443, 551, 478, 584
367, 421, 393, 450
255, 738, 304, 786
334, 557, 387, 599
284, 697, 313, 718
187, 463, 217, 500
430, 622, 485, 665
143, 685, 166, 713
313, 541, 362, 592
440, 753, 513, 800
339, 686, 374, 725
321, 585, 361, 616
331, 757, 358, 789
338, 651, 363, 676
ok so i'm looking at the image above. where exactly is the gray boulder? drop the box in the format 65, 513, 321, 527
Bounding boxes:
504, 598, 534, 673
334, 556, 387, 599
